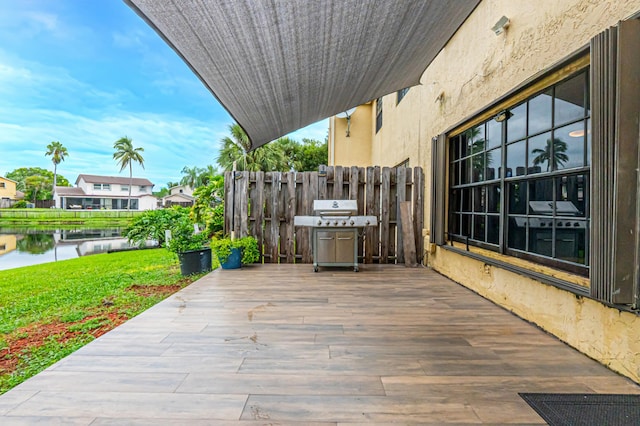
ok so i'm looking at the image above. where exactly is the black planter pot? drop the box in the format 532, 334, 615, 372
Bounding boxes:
177, 248, 212, 276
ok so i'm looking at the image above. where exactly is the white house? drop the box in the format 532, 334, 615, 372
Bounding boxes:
162, 184, 194, 206
54, 174, 157, 211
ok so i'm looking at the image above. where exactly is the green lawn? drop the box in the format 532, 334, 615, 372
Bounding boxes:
0, 249, 206, 394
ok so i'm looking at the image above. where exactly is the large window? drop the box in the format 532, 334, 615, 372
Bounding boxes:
448, 69, 590, 274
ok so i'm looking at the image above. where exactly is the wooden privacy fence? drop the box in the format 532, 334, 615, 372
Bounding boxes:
224, 166, 424, 265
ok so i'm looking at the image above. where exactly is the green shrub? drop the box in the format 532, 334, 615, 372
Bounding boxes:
211, 235, 259, 265
124, 207, 190, 247
12, 200, 27, 209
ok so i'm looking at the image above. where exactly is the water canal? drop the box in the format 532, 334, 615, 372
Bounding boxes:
0, 227, 149, 271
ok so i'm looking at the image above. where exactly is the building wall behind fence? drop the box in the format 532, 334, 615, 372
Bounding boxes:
224, 167, 423, 265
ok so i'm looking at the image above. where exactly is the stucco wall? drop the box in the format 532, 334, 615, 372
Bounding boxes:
329, 103, 373, 167
0, 178, 17, 199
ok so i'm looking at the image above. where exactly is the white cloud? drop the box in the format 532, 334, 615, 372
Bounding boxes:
112, 29, 148, 50
0, 107, 228, 188
24, 11, 58, 32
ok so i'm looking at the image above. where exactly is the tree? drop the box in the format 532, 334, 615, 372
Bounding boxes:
216, 124, 288, 172
293, 138, 327, 171
532, 138, 569, 172
180, 166, 204, 188
25, 175, 49, 202
113, 136, 145, 210
190, 174, 225, 238
6, 167, 70, 199
44, 141, 68, 204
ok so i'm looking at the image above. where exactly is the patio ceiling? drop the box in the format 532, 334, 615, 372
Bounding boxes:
124, 0, 481, 149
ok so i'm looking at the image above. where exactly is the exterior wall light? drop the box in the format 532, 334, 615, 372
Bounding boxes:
494, 110, 513, 122
492, 16, 510, 35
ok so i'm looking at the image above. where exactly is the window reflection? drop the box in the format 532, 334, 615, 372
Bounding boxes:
473, 186, 485, 212
528, 131, 552, 173
554, 72, 586, 126
555, 121, 585, 170
507, 103, 527, 143
528, 178, 554, 215
487, 215, 500, 244
486, 119, 501, 149
486, 147, 500, 179
508, 216, 526, 250
448, 66, 590, 271
507, 140, 526, 176
508, 182, 526, 214
528, 89, 552, 135
472, 153, 485, 182
487, 184, 500, 213
473, 215, 485, 241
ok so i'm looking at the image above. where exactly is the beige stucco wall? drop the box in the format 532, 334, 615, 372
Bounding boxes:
0, 234, 17, 255
328, 103, 373, 167
331, 0, 640, 384
0, 177, 17, 199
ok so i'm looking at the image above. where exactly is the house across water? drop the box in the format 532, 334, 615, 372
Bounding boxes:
54, 174, 157, 211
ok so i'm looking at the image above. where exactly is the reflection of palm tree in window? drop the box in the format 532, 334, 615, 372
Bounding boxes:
464, 130, 494, 179
531, 138, 569, 171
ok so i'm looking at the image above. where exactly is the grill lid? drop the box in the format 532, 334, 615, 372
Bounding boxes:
313, 199, 358, 216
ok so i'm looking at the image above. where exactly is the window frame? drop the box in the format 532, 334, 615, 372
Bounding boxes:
446, 67, 591, 276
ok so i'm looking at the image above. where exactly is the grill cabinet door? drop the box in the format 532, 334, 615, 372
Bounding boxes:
316, 231, 336, 263
335, 231, 355, 263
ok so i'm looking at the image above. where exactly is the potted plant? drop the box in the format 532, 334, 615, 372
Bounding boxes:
165, 215, 212, 276
211, 235, 259, 269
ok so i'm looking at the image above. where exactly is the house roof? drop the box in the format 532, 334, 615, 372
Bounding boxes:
124, 0, 480, 150
76, 174, 154, 186
55, 187, 86, 196
163, 193, 195, 202
0, 176, 17, 184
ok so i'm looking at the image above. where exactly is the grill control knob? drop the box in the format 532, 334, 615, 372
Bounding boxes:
365, 220, 370, 225
325, 221, 330, 226
342, 220, 347, 225
317, 219, 322, 226
350, 220, 355, 225
333, 220, 338, 225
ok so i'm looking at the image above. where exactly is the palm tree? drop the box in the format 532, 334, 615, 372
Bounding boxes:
45, 141, 68, 206
531, 137, 569, 172
180, 166, 204, 189
113, 136, 145, 210
216, 123, 288, 171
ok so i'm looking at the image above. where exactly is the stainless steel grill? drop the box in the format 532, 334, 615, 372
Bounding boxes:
294, 200, 377, 272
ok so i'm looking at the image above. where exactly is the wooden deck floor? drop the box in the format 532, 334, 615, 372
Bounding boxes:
1, 264, 638, 424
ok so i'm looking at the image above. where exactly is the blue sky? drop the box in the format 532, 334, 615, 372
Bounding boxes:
0, 1, 328, 189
